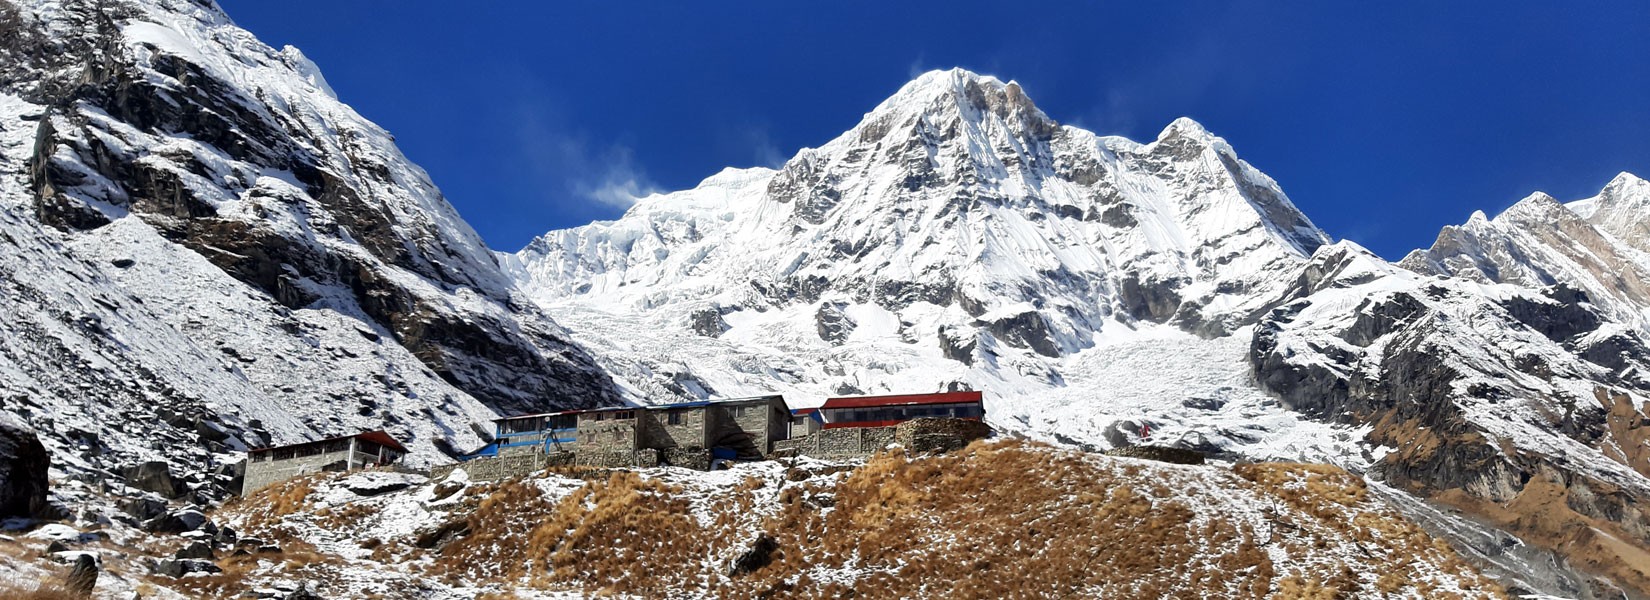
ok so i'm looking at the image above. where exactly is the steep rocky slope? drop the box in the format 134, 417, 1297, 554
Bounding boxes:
0, 0, 619, 495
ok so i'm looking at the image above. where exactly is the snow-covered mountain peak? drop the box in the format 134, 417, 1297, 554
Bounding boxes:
1154, 116, 1219, 144
1569, 171, 1650, 256
862, 68, 1052, 132
1490, 191, 1567, 224
511, 68, 1339, 420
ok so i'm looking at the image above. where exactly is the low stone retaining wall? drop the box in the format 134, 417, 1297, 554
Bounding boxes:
776, 418, 991, 460
776, 425, 897, 460
434, 447, 727, 482
896, 418, 992, 453
1103, 445, 1206, 465
661, 448, 712, 470
431, 451, 577, 483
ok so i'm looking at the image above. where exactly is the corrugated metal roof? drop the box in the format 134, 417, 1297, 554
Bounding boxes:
820, 390, 983, 410
494, 395, 787, 422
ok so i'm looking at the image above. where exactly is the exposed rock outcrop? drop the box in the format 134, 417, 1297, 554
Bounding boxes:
0, 416, 50, 519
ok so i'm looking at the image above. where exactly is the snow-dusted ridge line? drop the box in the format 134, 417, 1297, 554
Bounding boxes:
511, 66, 1650, 595
0, 0, 618, 487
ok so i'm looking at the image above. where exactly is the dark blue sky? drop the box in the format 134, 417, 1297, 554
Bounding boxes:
219, 1, 1649, 259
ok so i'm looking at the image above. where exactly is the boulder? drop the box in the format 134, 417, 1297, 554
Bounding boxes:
119, 493, 169, 521
215, 524, 238, 546
0, 417, 51, 519
728, 533, 780, 576
413, 519, 469, 549
175, 540, 214, 560
123, 461, 185, 499
143, 509, 208, 534
154, 558, 221, 578
340, 471, 424, 497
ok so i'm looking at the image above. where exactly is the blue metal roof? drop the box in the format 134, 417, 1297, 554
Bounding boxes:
458, 441, 499, 461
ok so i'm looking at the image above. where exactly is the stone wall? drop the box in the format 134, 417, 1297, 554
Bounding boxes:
774, 419, 990, 461
430, 451, 578, 483
895, 418, 991, 453
575, 448, 659, 469
243, 449, 355, 494
640, 408, 707, 450
789, 415, 820, 440
1103, 445, 1206, 465
498, 441, 542, 457
660, 448, 712, 471
576, 413, 639, 454
777, 426, 898, 460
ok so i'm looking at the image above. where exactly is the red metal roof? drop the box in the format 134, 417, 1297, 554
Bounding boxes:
249, 429, 409, 454
820, 390, 983, 410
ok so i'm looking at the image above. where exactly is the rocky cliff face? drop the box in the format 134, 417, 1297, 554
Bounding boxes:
0, 0, 619, 501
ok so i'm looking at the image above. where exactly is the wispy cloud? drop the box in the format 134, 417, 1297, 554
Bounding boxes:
716, 123, 787, 169
513, 96, 659, 210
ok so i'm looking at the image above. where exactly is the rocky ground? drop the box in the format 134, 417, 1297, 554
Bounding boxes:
1, 438, 1516, 599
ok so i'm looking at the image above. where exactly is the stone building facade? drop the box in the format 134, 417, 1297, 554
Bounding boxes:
773, 418, 991, 459
452, 396, 790, 482
242, 430, 407, 494
444, 393, 989, 482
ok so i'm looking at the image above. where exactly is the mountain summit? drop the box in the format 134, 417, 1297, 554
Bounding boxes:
512, 69, 1650, 595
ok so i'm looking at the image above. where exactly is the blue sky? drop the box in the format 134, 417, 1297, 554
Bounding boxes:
219, 1, 1649, 259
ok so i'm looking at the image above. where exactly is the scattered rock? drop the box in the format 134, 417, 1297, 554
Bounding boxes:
110, 257, 135, 268
340, 471, 424, 497
123, 461, 185, 499
143, 509, 208, 534
175, 540, 215, 560
28, 523, 92, 544
0, 416, 52, 519
45, 539, 66, 554
728, 533, 780, 576
119, 493, 169, 521
429, 480, 464, 502
215, 524, 238, 546
413, 519, 470, 549
154, 558, 221, 578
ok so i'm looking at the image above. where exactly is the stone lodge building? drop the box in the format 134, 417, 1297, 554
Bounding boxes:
243, 430, 407, 494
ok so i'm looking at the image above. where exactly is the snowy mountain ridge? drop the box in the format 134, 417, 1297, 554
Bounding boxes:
0, 0, 1647, 594
0, 0, 620, 497
511, 68, 1650, 596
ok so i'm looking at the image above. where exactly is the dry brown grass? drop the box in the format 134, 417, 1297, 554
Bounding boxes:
0, 579, 79, 600
413, 440, 1503, 598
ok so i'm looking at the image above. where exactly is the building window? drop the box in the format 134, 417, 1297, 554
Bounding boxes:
667, 412, 682, 425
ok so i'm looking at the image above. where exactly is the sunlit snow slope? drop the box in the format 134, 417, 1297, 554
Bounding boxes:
512, 69, 1650, 596
0, 0, 619, 489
